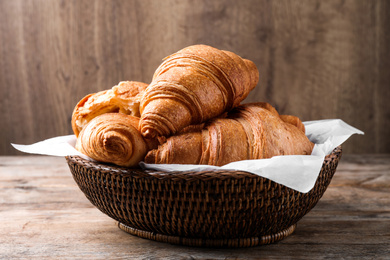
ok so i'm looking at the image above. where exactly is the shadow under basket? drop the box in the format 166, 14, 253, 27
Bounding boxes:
66, 146, 342, 248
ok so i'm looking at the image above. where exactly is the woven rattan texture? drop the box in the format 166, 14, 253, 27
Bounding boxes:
117, 222, 297, 247
66, 147, 341, 246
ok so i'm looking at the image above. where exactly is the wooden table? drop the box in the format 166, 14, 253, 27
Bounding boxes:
1, 155, 389, 259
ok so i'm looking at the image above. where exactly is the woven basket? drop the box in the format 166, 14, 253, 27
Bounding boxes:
66, 146, 342, 248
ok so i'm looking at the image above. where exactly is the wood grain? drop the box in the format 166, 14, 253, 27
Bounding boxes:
0, 155, 389, 259
1, 0, 389, 155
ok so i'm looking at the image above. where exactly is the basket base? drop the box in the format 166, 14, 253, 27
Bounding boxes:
117, 222, 297, 248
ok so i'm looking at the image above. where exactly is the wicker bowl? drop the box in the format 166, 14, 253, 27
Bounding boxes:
65, 146, 342, 248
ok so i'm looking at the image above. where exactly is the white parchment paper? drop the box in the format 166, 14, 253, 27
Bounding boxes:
12, 119, 363, 193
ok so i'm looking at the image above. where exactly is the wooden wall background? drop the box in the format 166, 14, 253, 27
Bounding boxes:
1, 0, 389, 155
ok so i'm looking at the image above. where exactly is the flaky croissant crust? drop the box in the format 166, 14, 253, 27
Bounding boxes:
72, 81, 148, 137
139, 44, 259, 138
76, 113, 150, 167
145, 102, 314, 166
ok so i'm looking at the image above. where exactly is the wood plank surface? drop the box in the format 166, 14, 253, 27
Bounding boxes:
1, 0, 389, 155
0, 155, 389, 259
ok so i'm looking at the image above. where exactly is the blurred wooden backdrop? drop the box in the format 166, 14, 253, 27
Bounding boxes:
1, 0, 389, 155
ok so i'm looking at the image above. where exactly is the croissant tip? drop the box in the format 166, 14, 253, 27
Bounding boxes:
144, 150, 157, 164
143, 129, 156, 139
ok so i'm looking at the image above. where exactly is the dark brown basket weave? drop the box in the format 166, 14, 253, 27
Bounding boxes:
66, 146, 342, 248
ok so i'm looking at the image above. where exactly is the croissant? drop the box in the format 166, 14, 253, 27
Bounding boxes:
76, 113, 157, 167
139, 44, 259, 138
72, 81, 148, 137
144, 103, 314, 166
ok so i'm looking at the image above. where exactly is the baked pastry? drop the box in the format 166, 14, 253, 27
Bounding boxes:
139, 44, 259, 138
279, 115, 306, 133
144, 103, 314, 166
72, 81, 148, 137
76, 113, 157, 167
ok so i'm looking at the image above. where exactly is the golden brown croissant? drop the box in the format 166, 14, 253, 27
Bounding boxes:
76, 113, 157, 167
279, 114, 306, 133
139, 44, 259, 138
72, 81, 148, 137
144, 103, 314, 166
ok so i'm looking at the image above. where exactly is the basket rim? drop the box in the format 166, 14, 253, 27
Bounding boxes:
65, 146, 342, 181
